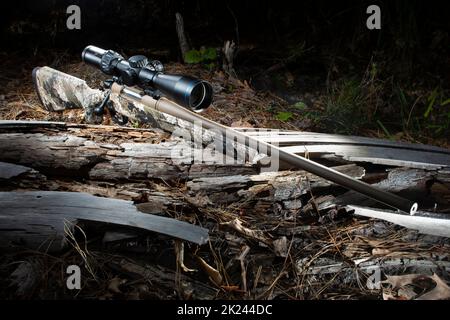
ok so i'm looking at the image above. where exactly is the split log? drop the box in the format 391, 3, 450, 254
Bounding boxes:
0, 191, 209, 252
236, 129, 450, 169
32, 65, 450, 171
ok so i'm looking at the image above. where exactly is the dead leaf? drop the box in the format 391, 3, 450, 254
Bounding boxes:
382, 274, 423, 289
272, 236, 288, 257
382, 273, 450, 300
195, 256, 223, 286
416, 274, 450, 300
108, 277, 126, 294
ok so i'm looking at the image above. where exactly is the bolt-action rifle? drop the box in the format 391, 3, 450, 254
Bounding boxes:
32, 45, 419, 214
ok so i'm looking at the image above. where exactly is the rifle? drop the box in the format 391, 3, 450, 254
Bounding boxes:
32, 45, 419, 215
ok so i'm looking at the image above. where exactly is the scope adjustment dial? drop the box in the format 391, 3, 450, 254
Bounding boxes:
128, 55, 149, 68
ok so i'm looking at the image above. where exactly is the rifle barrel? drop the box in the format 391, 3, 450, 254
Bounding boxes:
112, 83, 419, 215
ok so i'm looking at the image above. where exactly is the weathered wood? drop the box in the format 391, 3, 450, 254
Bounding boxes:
235, 129, 450, 169
334, 168, 447, 209
282, 144, 449, 169
0, 130, 257, 181
33, 65, 450, 171
0, 120, 68, 131
0, 191, 209, 252
187, 164, 365, 208
0, 162, 33, 179
348, 205, 450, 237
238, 130, 450, 154
108, 92, 258, 164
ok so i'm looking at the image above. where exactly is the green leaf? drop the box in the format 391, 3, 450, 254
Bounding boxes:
201, 47, 217, 61
293, 101, 307, 110
276, 111, 294, 121
441, 98, 450, 106
377, 120, 393, 140
205, 62, 216, 70
423, 87, 438, 118
184, 50, 202, 64
398, 89, 407, 107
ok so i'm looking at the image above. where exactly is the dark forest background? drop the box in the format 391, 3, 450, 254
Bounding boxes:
1, 0, 449, 142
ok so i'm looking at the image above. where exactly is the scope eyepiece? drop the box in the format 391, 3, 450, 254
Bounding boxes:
82, 45, 213, 112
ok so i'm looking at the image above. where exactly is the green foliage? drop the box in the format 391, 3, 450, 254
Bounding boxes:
321, 78, 368, 134
376, 120, 393, 140
423, 91, 450, 135
276, 111, 294, 121
423, 87, 438, 118
293, 101, 307, 110
184, 47, 217, 64
184, 50, 202, 64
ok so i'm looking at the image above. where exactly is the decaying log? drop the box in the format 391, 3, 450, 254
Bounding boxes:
334, 167, 449, 209
32, 65, 450, 172
187, 164, 365, 208
0, 130, 257, 181
0, 120, 68, 131
0, 120, 448, 240
0, 191, 209, 252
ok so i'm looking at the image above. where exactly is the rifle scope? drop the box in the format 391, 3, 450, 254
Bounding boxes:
82, 45, 212, 112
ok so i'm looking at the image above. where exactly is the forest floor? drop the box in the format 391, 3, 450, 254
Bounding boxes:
0, 51, 449, 300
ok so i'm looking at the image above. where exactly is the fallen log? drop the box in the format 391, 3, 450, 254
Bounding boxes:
0, 191, 209, 252
0, 123, 257, 181
1, 120, 448, 236
237, 129, 450, 170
